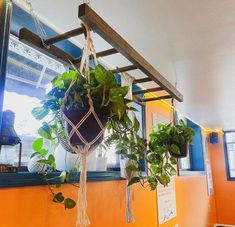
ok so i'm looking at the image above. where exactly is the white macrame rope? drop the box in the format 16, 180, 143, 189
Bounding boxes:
60, 23, 104, 227
121, 72, 136, 223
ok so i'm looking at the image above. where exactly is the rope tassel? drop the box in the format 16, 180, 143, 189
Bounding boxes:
126, 182, 135, 223
77, 152, 90, 227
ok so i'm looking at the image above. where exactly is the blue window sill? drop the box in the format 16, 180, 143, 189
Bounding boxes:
0, 171, 124, 188
179, 170, 206, 176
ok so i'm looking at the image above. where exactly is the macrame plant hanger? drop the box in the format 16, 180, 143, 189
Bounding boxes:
60, 23, 103, 227
121, 72, 136, 223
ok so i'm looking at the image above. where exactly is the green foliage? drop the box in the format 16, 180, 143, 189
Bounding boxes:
53, 193, 76, 209
144, 120, 195, 188
31, 64, 142, 210
31, 137, 76, 208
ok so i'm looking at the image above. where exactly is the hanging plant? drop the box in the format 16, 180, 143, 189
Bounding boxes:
123, 120, 195, 190
31, 63, 146, 205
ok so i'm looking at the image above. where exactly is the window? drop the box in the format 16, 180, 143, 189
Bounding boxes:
0, 35, 65, 168
178, 119, 205, 174
1, 35, 145, 174
106, 102, 145, 170
224, 131, 235, 179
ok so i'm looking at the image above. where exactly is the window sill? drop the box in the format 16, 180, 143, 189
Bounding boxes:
0, 171, 124, 188
179, 170, 206, 176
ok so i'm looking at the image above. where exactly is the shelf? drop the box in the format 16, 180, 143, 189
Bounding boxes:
19, 3, 183, 102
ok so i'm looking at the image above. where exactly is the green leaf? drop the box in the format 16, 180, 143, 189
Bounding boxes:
55, 183, 61, 188
170, 144, 180, 154
110, 86, 129, 101
32, 138, 43, 152
147, 176, 158, 190
60, 171, 66, 183
127, 177, 140, 186
48, 154, 55, 163
126, 154, 138, 161
133, 117, 140, 132
30, 152, 39, 159
32, 107, 49, 120
64, 198, 76, 209
111, 98, 126, 119
115, 149, 126, 155
39, 149, 49, 157
94, 65, 116, 87
170, 157, 177, 165
53, 192, 64, 203
126, 164, 139, 172
38, 123, 52, 140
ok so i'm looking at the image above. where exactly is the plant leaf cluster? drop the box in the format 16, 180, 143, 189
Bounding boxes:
31, 138, 77, 209
144, 120, 195, 189
31, 64, 142, 209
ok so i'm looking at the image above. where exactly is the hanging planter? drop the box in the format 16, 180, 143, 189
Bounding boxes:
30, 24, 147, 227
63, 107, 109, 147
169, 142, 189, 158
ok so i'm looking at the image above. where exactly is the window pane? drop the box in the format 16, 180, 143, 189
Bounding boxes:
226, 132, 235, 143
0, 35, 64, 167
225, 132, 235, 178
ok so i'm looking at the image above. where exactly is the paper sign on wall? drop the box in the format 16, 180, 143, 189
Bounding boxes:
157, 177, 177, 224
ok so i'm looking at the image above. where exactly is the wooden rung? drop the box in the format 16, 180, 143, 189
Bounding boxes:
19, 28, 74, 65
96, 48, 118, 58
133, 77, 152, 84
133, 87, 163, 95
79, 3, 183, 102
44, 27, 85, 45
111, 65, 137, 73
73, 48, 118, 64
140, 95, 172, 102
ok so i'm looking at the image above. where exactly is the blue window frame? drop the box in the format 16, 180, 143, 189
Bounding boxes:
0, 3, 146, 188
224, 131, 235, 180
178, 119, 205, 174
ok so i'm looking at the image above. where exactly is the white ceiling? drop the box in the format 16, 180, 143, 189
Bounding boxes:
16, 0, 235, 130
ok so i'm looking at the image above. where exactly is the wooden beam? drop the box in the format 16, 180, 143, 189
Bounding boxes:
111, 65, 137, 73
133, 77, 152, 84
19, 28, 74, 66
96, 48, 118, 58
140, 95, 172, 102
78, 3, 183, 102
133, 87, 163, 95
44, 27, 85, 45
73, 48, 118, 64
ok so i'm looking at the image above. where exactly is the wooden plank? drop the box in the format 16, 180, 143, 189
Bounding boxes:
44, 27, 85, 45
111, 65, 137, 73
141, 95, 172, 102
19, 28, 74, 66
73, 48, 118, 64
133, 87, 163, 95
133, 77, 152, 84
96, 48, 118, 58
78, 3, 183, 102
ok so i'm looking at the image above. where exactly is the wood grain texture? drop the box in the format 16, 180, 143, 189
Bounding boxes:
78, 3, 183, 102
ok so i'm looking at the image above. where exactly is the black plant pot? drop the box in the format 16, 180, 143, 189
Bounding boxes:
63, 107, 109, 147
170, 142, 189, 158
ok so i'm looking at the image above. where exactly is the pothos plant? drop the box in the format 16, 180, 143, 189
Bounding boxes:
31, 64, 146, 208
31, 63, 194, 208
115, 119, 195, 190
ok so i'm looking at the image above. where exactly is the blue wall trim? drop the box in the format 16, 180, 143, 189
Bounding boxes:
187, 119, 205, 171
0, 171, 123, 188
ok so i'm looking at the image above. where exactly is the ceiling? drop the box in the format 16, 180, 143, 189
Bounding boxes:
15, 0, 235, 130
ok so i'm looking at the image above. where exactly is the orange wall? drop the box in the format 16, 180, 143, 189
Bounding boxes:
0, 100, 217, 227
210, 134, 235, 224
